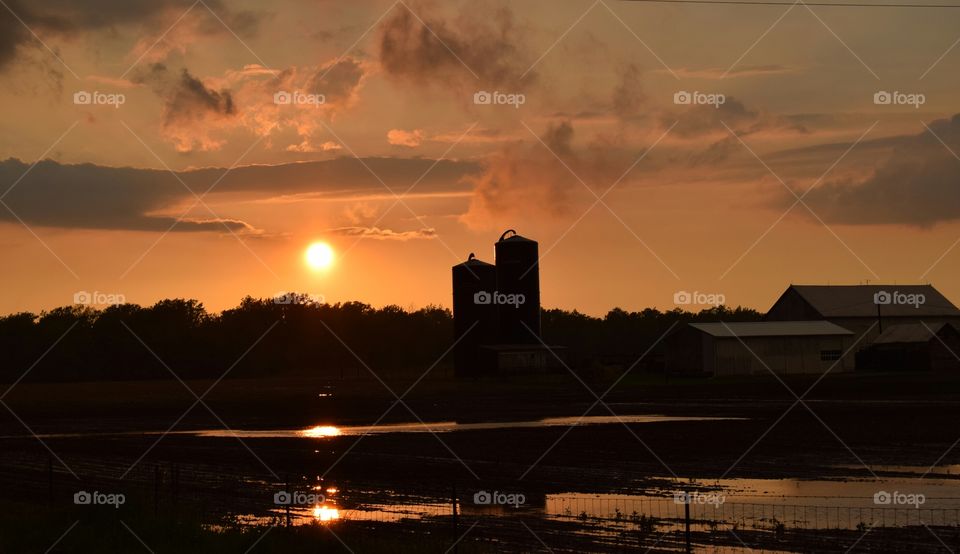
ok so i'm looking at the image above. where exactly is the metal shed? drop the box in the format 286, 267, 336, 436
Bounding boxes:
666, 321, 855, 376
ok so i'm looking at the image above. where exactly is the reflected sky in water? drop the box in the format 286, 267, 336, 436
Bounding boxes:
189, 415, 740, 439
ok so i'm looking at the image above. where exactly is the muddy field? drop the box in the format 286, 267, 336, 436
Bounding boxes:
1, 370, 959, 552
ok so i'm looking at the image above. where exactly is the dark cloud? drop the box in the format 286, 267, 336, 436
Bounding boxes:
0, 158, 250, 232
799, 114, 960, 227
132, 63, 236, 151
187, 157, 480, 196
663, 96, 808, 140
543, 121, 574, 157
671, 64, 797, 79
307, 58, 364, 104
378, 3, 534, 89
612, 63, 646, 120
0, 157, 480, 233
0, 0, 260, 71
328, 226, 437, 240
668, 97, 753, 138
134, 63, 235, 127
0, 7, 27, 69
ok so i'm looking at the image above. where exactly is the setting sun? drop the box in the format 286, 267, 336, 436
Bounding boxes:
305, 242, 335, 270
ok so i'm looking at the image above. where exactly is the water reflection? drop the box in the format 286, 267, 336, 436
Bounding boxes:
313, 504, 340, 522
188, 415, 739, 439
301, 425, 341, 438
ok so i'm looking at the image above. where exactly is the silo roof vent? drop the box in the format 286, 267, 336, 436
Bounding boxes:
498, 229, 534, 242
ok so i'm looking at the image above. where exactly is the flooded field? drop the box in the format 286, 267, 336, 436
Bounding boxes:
2, 373, 960, 551
0, 414, 742, 440
251, 474, 960, 527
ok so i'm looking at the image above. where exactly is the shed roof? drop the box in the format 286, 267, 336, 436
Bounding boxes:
784, 285, 960, 318
689, 321, 854, 338
873, 322, 955, 344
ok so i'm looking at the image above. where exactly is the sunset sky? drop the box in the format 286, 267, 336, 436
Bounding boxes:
2, 0, 960, 316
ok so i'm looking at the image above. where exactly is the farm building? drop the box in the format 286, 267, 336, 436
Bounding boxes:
477, 344, 566, 373
766, 284, 960, 344
856, 322, 960, 372
665, 321, 855, 376
452, 230, 562, 376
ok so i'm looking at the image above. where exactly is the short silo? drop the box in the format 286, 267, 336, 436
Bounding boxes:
452, 253, 497, 376
494, 230, 541, 343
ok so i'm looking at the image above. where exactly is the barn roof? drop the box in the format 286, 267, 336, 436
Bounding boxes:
786, 285, 960, 318
689, 321, 853, 338
873, 322, 956, 344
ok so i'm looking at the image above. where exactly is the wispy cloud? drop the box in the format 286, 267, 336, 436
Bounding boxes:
328, 226, 437, 240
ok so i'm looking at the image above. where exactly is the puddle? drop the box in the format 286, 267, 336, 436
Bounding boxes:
0, 415, 738, 440
544, 476, 960, 530
231, 475, 960, 533
187, 415, 741, 439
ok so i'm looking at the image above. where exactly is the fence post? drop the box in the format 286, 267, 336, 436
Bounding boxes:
685, 500, 691, 553
451, 483, 459, 553
284, 475, 290, 528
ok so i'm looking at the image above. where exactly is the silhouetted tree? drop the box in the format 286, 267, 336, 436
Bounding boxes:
0, 298, 761, 383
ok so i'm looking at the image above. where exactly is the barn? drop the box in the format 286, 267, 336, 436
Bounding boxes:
765, 284, 960, 344
665, 321, 855, 376
856, 322, 960, 372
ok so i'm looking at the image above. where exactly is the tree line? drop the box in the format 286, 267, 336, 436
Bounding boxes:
0, 296, 762, 383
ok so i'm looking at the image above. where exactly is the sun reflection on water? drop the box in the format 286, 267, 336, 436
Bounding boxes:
313, 504, 340, 522
301, 425, 342, 438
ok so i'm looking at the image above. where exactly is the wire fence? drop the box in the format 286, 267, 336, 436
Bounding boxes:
311, 494, 960, 552
1, 451, 959, 552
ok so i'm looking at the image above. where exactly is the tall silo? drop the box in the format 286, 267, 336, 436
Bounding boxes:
451, 253, 497, 376
494, 230, 541, 343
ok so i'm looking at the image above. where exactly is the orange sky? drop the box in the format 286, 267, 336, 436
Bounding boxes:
2, 0, 960, 316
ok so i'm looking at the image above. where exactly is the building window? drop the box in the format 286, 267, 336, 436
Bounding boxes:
820, 349, 842, 362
